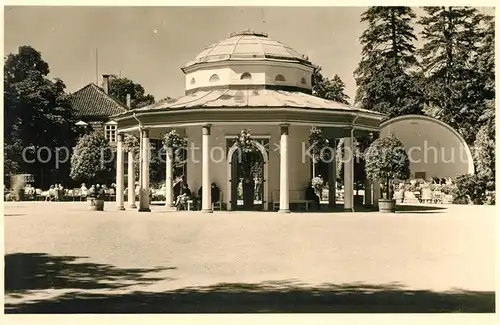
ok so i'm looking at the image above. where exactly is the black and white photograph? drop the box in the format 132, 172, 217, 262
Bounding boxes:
2, 4, 496, 320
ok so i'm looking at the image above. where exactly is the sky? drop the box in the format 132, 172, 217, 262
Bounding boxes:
4, 6, 495, 103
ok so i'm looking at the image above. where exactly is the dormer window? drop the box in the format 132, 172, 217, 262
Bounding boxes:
275, 74, 286, 82
209, 74, 220, 82
240, 72, 252, 80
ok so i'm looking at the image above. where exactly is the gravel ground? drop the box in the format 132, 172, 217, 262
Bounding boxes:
4, 201, 496, 313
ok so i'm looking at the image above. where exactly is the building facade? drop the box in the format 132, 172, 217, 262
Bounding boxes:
113, 31, 385, 212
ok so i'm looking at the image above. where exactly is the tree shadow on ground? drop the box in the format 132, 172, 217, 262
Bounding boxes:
4, 253, 175, 295
395, 205, 447, 213
5, 279, 494, 313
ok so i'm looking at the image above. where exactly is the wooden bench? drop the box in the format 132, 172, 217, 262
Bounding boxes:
271, 190, 314, 211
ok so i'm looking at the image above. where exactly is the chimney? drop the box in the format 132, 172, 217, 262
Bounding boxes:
126, 93, 131, 109
102, 74, 110, 94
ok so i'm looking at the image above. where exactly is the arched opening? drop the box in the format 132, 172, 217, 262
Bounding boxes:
275, 74, 286, 82
209, 74, 220, 82
190, 78, 196, 85
301, 77, 307, 85
240, 72, 252, 80
227, 141, 268, 211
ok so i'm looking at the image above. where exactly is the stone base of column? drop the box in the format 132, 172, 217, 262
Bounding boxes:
201, 208, 213, 213
278, 209, 290, 213
117, 206, 125, 211
129, 204, 137, 209
138, 208, 151, 212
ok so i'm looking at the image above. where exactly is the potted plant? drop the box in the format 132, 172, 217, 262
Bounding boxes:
70, 131, 113, 210
364, 135, 410, 213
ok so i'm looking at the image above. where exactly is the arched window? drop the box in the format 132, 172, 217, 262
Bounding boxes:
240, 72, 252, 80
275, 74, 286, 82
190, 78, 196, 85
209, 74, 220, 82
300, 77, 307, 85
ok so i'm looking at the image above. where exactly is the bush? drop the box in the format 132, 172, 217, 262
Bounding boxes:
364, 135, 410, 199
452, 174, 492, 205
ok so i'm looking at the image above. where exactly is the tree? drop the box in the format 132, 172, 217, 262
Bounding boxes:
364, 135, 410, 199
473, 125, 495, 187
312, 66, 350, 104
419, 7, 492, 144
354, 6, 423, 118
107, 75, 155, 109
4, 46, 75, 187
70, 131, 113, 184
302, 55, 350, 104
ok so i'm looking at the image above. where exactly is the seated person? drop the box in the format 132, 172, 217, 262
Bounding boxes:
175, 183, 192, 210
196, 183, 221, 210
211, 183, 220, 204
173, 180, 182, 202
305, 182, 320, 209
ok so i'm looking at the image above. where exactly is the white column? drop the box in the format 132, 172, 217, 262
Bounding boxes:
328, 138, 336, 208
127, 150, 136, 208
165, 148, 173, 207
201, 124, 212, 213
373, 181, 381, 208
116, 134, 125, 210
139, 129, 150, 212
364, 180, 372, 206
279, 124, 290, 213
343, 136, 353, 211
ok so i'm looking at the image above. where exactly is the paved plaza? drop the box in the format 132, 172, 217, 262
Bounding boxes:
4, 202, 496, 313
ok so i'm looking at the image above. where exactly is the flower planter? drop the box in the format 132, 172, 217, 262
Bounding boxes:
378, 199, 396, 213
88, 197, 104, 211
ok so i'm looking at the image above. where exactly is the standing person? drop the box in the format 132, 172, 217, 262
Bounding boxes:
58, 184, 65, 201
81, 183, 88, 201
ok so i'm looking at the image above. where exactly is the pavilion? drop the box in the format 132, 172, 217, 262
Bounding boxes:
112, 31, 385, 213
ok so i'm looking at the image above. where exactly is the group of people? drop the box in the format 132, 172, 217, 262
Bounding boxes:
173, 180, 221, 210
45, 184, 65, 201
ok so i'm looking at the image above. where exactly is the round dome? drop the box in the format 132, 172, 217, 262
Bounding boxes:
184, 30, 310, 69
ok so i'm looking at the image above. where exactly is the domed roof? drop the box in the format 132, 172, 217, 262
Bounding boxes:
183, 30, 311, 69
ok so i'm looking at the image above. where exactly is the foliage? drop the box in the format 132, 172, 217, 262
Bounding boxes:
162, 130, 188, 175
163, 130, 187, 151
418, 7, 493, 144
364, 135, 410, 198
123, 134, 139, 153
107, 75, 155, 109
311, 176, 324, 193
308, 127, 331, 161
4, 45, 76, 186
473, 125, 495, 185
233, 129, 261, 179
452, 174, 492, 205
354, 6, 423, 118
312, 67, 350, 104
70, 131, 113, 183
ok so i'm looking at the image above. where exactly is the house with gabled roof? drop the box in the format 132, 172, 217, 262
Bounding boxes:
70, 74, 129, 143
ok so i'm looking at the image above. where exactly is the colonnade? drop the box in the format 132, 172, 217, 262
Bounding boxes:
115, 125, 378, 212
